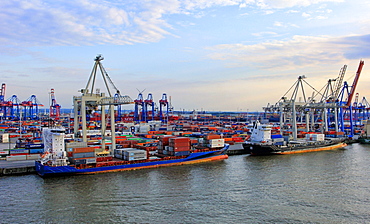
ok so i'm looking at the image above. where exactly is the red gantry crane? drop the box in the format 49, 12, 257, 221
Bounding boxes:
50, 88, 61, 120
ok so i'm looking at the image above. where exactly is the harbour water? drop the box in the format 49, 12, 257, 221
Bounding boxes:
1, 143, 370, 223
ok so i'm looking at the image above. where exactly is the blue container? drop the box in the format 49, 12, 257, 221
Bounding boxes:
174, 151, 190, 156
30, 148, 44, 154
10, 149, 29, 154
26, 143, 44, 149
74, 159, 87, 165
271, 134, 283, 139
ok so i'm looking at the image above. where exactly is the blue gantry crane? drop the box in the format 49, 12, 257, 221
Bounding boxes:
22, 95, 44, 120
337, 60, 364, 136
159, 93, 169, 122
6, 95, 22, 120
134, 93, 144, 122
144, 93, 155, 121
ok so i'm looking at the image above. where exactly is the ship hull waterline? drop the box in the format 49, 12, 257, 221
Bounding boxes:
35, 150, 228, 177
244, 142, 347, 156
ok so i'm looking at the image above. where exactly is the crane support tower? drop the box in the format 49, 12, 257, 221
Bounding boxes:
159, 93, 169, 123
144, 93, 155, 121
50, 88, 61, 120
0, 83, 6, 118
73, 55, 133, 151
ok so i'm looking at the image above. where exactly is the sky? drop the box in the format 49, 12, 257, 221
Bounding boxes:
1, 0, 370, 112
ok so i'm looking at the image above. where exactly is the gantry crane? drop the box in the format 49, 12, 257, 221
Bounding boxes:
50, 88, 61, 120
5, 95, 21, 120
144, 93, 155, 121
21, 95, 44, 120
159, 93, 169, 123
134, 93, 144, 122
73, 55, 133, 150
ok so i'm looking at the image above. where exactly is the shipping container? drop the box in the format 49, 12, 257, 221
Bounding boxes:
0, 150, 9, 155
9, 149, 29, 154
86, 158, 97, 164
96, 156, 113, 162
29, 148, 44, 154
71, 147, 95, 153
168, 151, 190, 156
65, 142, 88, 148
74, 159, 87, 165
6, 155, 27, 161
27, 154, 41, 160
25, 143, 44, 149
72, 152, 95, 159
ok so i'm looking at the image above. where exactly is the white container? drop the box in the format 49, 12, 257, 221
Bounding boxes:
26, 154, 40, 160
86, 158, 97, 164
0, 150, 9, 156
6, 155, 27, 161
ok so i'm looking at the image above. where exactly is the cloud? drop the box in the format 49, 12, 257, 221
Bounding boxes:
273, 21, 299, 28
0, 0, 347, 48
206, 34, 370, 69
252, 31, 278, 37
302, 12, 311, 17
252, 0, 344, 9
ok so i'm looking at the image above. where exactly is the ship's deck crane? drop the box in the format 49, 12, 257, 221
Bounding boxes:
50, 88, 61, 120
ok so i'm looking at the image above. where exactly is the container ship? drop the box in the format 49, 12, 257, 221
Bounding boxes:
35, 127, 229, 177
243, 121, 347, 155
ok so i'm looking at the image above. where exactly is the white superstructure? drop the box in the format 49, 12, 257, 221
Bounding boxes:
250, 121, 273, 143
40, 127, 69, 166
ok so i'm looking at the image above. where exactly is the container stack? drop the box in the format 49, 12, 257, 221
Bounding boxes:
114, 148, 131, 159
157, 135, 175, 154
167, 137, 191, 156
306, 133, 325, 141
114, 148, 147, 161
271, 134, 284, 145
205, 134, 225, 148
124, 149, 147, 161
67, 147, 96, 165
208, 139, 225, 148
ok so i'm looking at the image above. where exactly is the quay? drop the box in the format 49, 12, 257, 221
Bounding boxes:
0, 159, 36, 176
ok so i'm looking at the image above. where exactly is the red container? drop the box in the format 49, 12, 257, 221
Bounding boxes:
73, 147, 95, 153
169, 142, 190, 147
173, 146, 190, 152
169, 137, 190, 143
206, 135, 221, 140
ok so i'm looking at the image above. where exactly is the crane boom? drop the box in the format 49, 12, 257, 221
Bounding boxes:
333, 65, 347, 100
346, 60, 364, 107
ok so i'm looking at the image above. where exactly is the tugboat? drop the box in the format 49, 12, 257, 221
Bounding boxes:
243, 120, 347, 155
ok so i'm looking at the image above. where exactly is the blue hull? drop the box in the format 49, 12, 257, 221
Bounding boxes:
35, 148, 228, 177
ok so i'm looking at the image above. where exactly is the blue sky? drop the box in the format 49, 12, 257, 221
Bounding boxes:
1, 0, 370, 112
